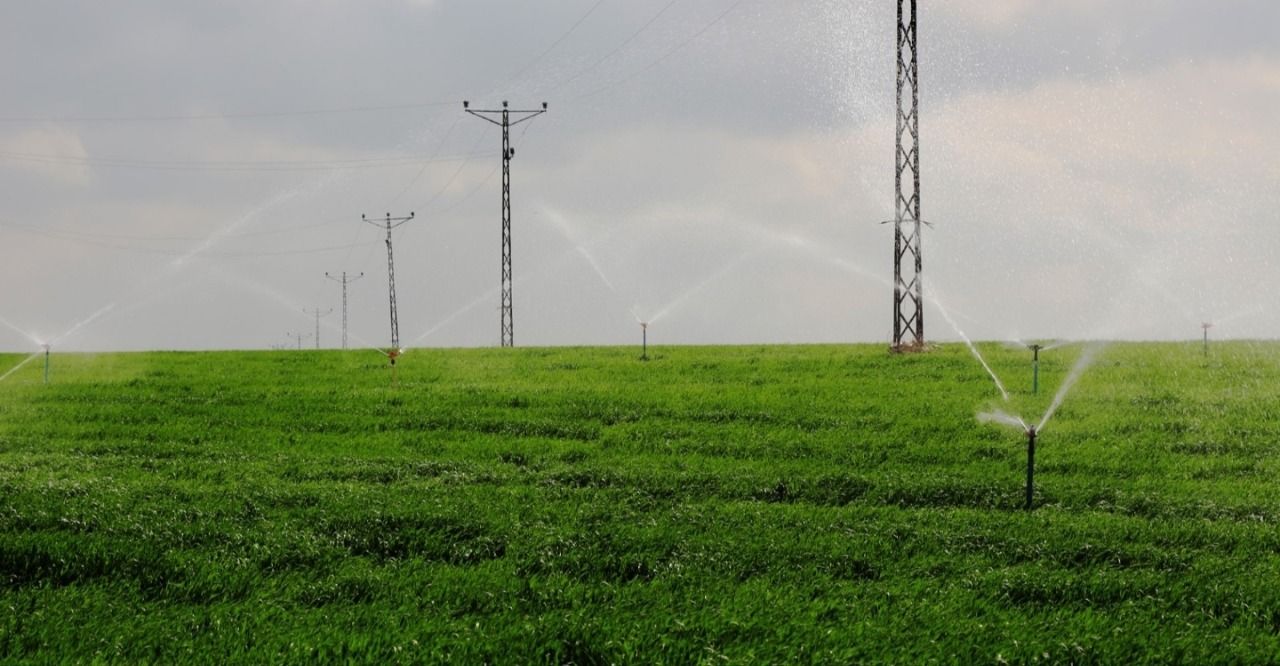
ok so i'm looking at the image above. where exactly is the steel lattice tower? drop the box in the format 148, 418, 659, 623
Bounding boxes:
362, 213, 414, 354
303, 307, 332, 350
325, 271, 364, 350
893, 0, 924, 350
464, 100, 547, 348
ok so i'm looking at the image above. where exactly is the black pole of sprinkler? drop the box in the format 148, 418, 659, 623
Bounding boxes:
1202, 323, 1212, 357
1025, 427, 1037, 510
641, 323, 648, 360
42, 345, 50, 385
1030, 344, 1042, 394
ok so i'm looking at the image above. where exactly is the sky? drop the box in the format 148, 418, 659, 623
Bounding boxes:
0, 0, 1277, 352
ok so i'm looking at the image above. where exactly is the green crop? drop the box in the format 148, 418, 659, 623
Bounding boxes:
1, 342, 1279, 663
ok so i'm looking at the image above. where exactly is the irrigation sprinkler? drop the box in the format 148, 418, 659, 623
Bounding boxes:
1025, 426, 1037, 510
1202, 322, 1213, 357
41, 344, 50, 384
1029, 344, 1043, 394
640, 322, 648, 361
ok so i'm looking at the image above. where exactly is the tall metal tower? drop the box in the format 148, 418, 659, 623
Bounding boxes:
325, 271, 364, 350
892, 0, 925, 350
463, 100, 548, 348
303, 307, 333, 350
362, 213, 414, 355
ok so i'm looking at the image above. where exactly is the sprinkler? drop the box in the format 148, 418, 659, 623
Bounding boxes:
41, 344, 50, 385
1201, 322, 1213, 357
639, 322, 648, 361
1028, 344, 1043, 394
1024, 426, 1037, 510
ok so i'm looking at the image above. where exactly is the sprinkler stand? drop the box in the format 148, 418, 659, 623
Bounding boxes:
1025, 426, 1037, 510
42, 344, 50, 385
1202, 323, 1212, 357
640, 322, 648, 361
1029, 344, 1043, 394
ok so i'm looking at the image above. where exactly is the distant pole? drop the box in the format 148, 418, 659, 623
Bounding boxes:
361, 213, 414, 362
303, 307, 333, 349
1202, 322, 1213, 357
464, 100, 548, 348
286, 332, 311, 350
325, 271, 364, 350
1025, 427, 1037, 510
42, 344, 50, 384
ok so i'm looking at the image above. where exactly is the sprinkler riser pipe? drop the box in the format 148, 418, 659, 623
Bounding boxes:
43, 349, 49, 385
1025, 427, 1037, 510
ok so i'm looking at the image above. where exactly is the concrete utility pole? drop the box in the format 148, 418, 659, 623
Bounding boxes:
463, 100, 548, 347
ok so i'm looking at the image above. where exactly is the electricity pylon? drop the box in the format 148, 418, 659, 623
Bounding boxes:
361, 213, 414, 362
286, 331, 311, 350
325, 271, 364, 350
891, 0, 924, 351
463, 100, 548, 348
303, 307, 333, 349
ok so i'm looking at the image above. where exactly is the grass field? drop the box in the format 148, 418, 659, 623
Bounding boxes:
2, 341, 1280, 663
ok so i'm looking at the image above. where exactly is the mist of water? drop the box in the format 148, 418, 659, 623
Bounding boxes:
977, 410, 1028, 432
1037, 342, 1104, 432
646, 249, 761, 325
930, 294, 1011, 401
0, 315, 42, 348
0, 351, 42, 383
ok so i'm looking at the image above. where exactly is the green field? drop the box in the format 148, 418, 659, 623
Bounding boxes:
2, 342, 1280, 663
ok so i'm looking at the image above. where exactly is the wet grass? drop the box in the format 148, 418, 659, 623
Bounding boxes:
1, 341, 1279, 662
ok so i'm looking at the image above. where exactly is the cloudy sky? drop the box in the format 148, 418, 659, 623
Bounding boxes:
0, 0, 1277, 352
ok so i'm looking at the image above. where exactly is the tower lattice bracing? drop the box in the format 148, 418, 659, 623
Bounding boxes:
464, 101, 547, 348
893, 0, 924, 350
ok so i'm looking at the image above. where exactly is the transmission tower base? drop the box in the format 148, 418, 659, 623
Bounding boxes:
889, 340, 931, 354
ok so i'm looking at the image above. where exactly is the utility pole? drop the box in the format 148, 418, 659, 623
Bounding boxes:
361, 213, 414, 363
463, 100, 548, 348
286, 332, 311, 350
325, 271, 364, 350
890, 0, 924, 351
303, 307, 333, 350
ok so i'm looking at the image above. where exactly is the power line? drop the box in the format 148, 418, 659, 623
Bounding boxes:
0, 220, 378, 258
0, 99, 464, 124
494, 0, 610, 94
541, 0, 683, 96
0, 148, 497, 173
572, 0, 751, 101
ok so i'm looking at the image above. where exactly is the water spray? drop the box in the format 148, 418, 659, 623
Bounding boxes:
1201, 322, 1213, 357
